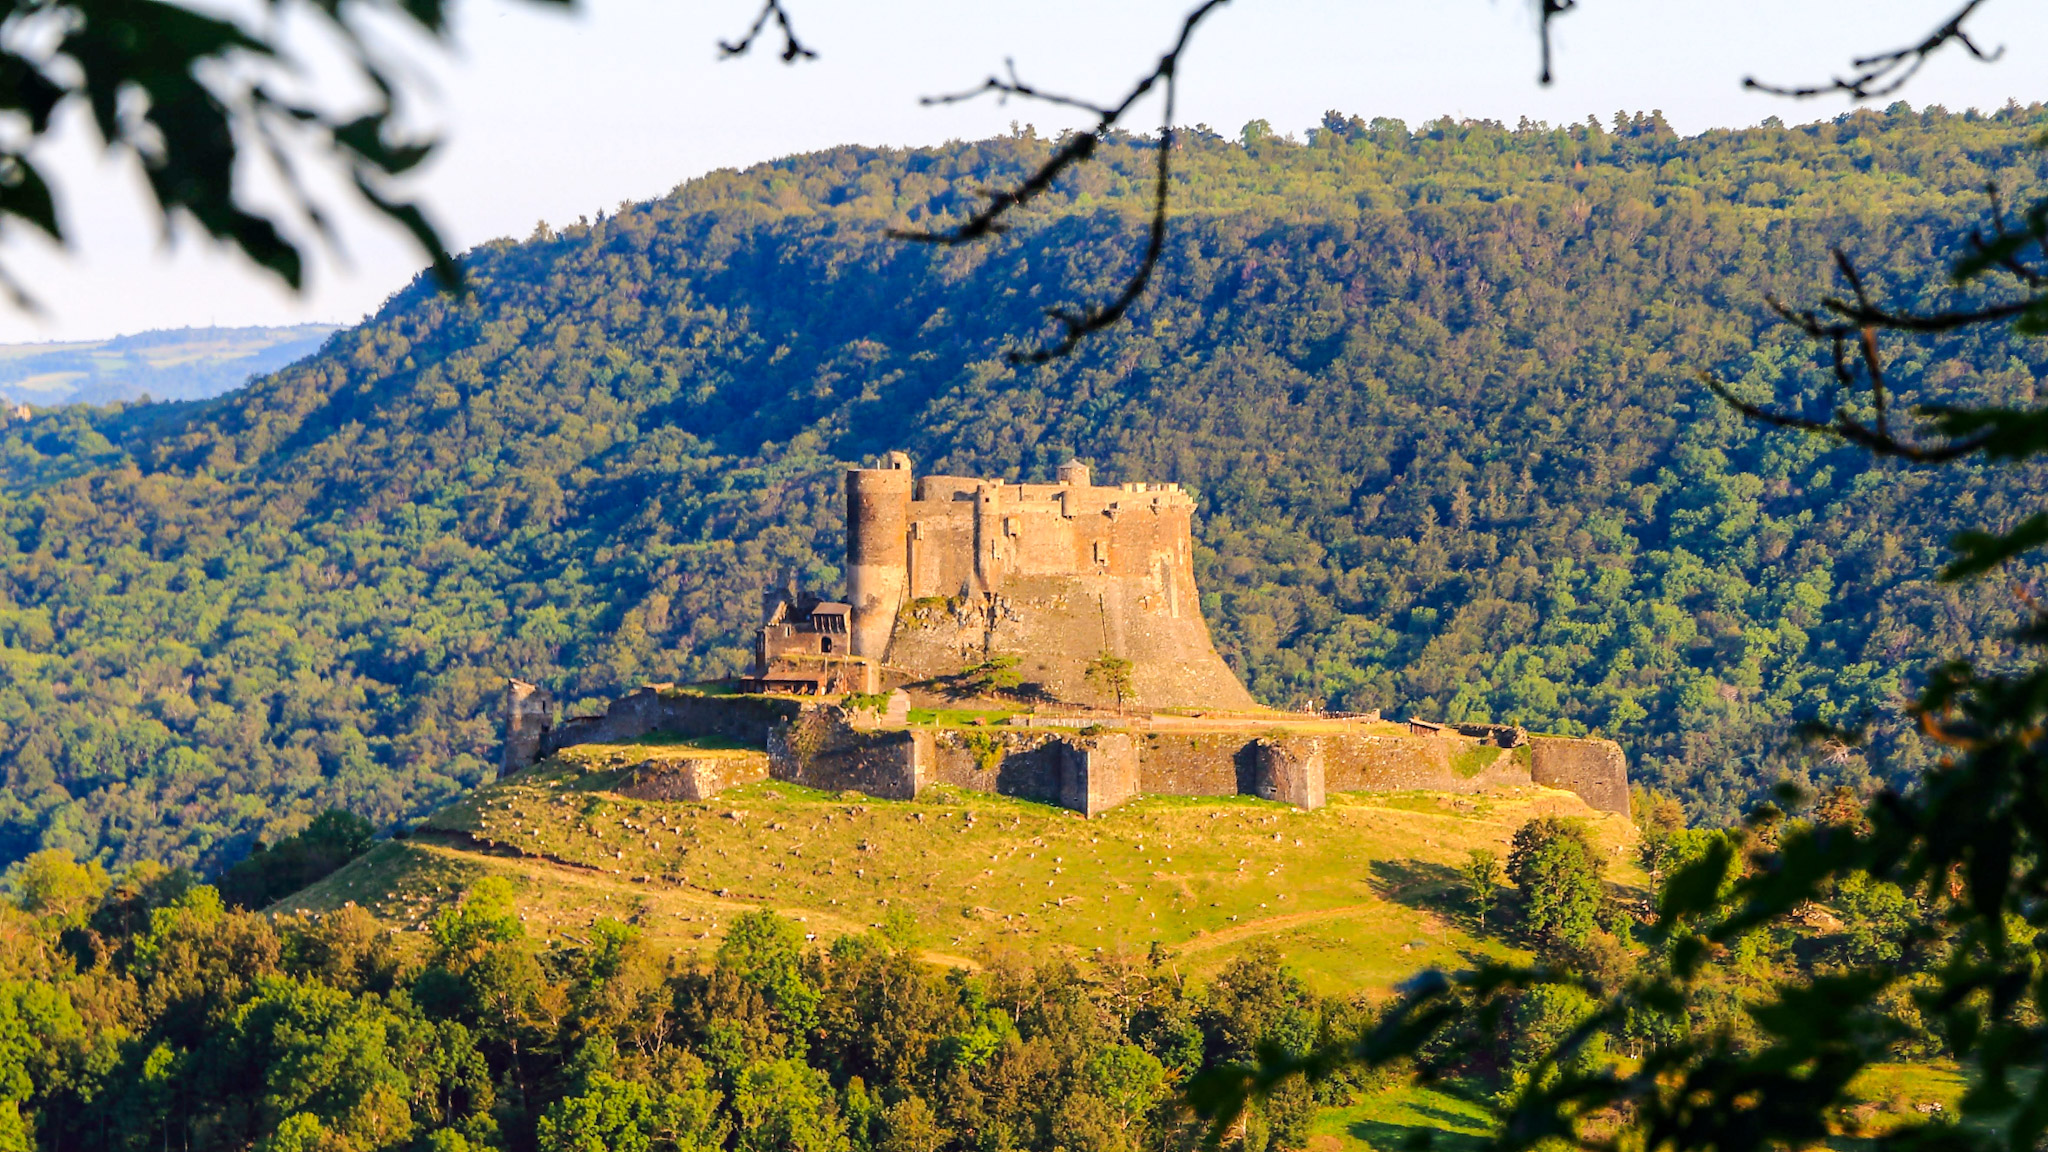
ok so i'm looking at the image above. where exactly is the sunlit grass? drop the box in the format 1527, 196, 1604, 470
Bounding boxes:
1310, 1082, 1494, 1152
294, 747, 1640, 992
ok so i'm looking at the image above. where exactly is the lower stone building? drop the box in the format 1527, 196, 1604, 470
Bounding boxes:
739, 586, 878, 695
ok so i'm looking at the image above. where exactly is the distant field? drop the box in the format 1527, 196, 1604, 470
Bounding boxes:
0, 324, 334, 405
1300, 1064, 1974, 1152
1309, 1083, 1494, 1152
1833, 1062, 1971, 1140
290, 743, 1641, 991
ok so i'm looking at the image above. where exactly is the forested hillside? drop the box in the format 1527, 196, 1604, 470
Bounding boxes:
3, 104, 2045, 870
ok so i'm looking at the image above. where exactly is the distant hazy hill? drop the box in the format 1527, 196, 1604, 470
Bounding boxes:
2, 105, 2046, 871
0, 324, 336, 405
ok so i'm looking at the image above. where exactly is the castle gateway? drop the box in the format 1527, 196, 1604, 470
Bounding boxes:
787, 452, 1256, 709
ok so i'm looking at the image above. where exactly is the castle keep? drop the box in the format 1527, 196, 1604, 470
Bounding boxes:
504, 454, 1631, 819
822, 452, 1252, 708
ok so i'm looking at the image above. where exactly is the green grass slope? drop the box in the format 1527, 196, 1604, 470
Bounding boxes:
288, 741, 1639, 991
1307, 1082, 1495, 1152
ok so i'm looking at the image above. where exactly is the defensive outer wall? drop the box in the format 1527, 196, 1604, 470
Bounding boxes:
503, 684, 1630, 818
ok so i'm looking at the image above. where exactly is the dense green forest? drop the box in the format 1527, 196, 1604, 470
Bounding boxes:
2, 104, 2045, 870
0, 853, 1336, 1152
0, 809, 1933, 1152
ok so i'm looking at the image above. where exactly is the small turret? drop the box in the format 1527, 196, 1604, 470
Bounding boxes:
1056, 459, 1092, 487
503, 680, 554, 773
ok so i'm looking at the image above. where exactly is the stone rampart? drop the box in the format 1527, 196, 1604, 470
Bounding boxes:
616, 753, 770, 802
808, 722, 1621, 816
1136, 732, 1256, 796
543, 687, 801, 759
503, 681, 554, 774
1529, 736, 1630, 814
766, 708, 924, 800
1318, 735, 1535, 793
1252, 738, 1326, 810
925, 728, 1068, 803
503, 681, 1627, 817
1061, 733, 1140, 816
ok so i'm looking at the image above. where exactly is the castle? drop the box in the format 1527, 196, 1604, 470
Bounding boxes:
503, 455, 1631, 818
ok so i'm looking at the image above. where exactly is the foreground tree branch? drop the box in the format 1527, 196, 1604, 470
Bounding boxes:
888, 0, 1231, 364
878, 0, 1606, 362
1700, 190, 2048, 468
1198, 54, 2048, 1152
872, 0, 2001, 363
719, 0, 817, 63
1745, 0, 2002, 99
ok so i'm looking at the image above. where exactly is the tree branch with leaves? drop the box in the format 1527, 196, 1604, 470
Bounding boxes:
1193, 63, 2048, 1152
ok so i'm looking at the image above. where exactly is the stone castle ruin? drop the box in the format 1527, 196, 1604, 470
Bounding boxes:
833, 452, 1255, 709
741, 583, 869, 696
503, 454, 1630, 818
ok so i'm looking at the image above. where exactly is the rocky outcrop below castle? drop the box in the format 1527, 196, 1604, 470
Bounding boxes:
884, 574, 1257, 711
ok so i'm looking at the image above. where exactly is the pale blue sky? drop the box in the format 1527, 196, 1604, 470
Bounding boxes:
4, 0, 2045, 342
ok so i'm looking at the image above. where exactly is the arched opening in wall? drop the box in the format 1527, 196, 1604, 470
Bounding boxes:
822, 636, 835, 653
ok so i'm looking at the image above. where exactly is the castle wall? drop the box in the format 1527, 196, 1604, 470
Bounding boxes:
616, 753, 770, 802
901, 477, 1200, 599
1136, 733, 1258, 796
545, 688, 802, 755
1061, 733, 1140, 817
905, 495, 978, 607
504, 683, 1629, 816
925, 729, 1069, 804
856, 461, 1253, 712
1318, 735, 1530, 793
1529, 737, 1631, 813
903, 724, 1606, 810
767, 710, 926, 800
502, 680, 555, 773
1130, 730, 1533, 797
1253, 738, 1326, 810
887, 573, 1256, 710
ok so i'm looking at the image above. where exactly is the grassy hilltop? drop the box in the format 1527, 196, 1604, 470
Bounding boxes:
290, 736, 1638, 992
278, 752, 1975, 1151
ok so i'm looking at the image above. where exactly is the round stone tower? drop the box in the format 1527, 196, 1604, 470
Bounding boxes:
845, 453, 914, 659
502, 679, 554, 773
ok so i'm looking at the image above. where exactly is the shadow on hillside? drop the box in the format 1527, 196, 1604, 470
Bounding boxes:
1344, 1112, 1489, 1152
915, 672, 1064, 709
1368, 858, 1464, 910
1369, 858, 1526, 946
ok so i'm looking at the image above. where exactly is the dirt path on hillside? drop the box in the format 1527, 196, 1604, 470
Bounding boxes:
403, 840, 983, 971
